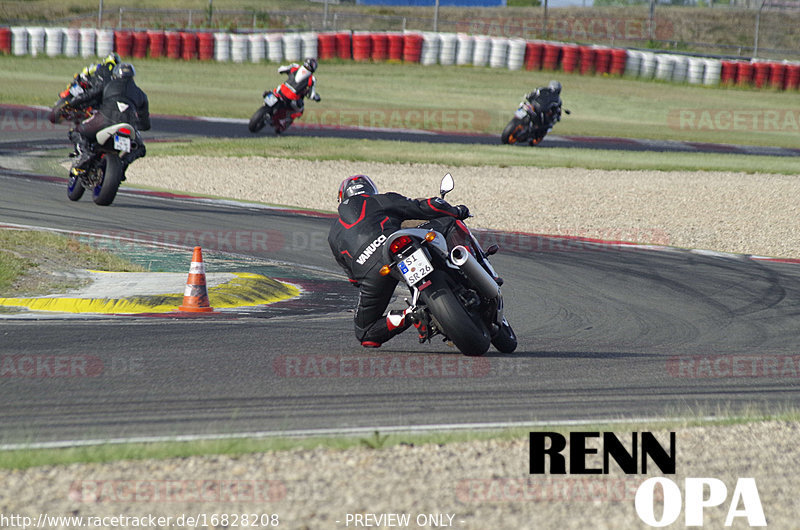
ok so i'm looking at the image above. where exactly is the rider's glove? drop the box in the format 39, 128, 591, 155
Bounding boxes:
262, 90, 269, 98
313, 93, 321, 102
455, 205, 470, 220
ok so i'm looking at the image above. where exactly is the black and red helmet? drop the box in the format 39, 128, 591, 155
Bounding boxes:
303, 57, 318, 73
338, 175, 378, 202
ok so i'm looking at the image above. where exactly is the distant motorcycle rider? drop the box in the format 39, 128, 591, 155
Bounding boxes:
268, 57, 321, 128
524, 80, 563, 128
328, 175, 470, 348
65, 62, 150, 176
62, 52, 121, 100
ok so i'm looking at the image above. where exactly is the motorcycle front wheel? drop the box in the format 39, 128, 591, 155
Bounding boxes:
492, 319, 518, 353
248, 106, 269, 133
67, 174, 85, 201
92, 155, 122, 206
420, 271, 491, 357
501, 117, 526, 145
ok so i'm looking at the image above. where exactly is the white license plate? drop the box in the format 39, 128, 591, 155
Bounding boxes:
69, 84, 84, 97
114, 134, 131, 153
264, 92, 278, 106
514, 108, 527, 119
398, 248, 434, 285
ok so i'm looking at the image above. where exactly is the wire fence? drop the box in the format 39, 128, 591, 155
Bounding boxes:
15, 4, 800, 60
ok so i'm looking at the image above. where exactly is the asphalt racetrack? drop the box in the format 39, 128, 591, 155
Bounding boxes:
1, 106, 799, 445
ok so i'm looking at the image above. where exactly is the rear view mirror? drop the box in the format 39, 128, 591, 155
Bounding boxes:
440, 173, 454, 198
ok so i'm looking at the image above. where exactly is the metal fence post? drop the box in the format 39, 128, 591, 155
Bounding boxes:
753, 0, 767, 58
543, 0, 548, 38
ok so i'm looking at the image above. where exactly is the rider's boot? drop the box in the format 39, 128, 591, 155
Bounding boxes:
71, 136, 94, 172
386, 306, 415, 332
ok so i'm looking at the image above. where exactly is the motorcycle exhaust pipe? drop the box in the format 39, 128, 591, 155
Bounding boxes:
450, 245, 500, 300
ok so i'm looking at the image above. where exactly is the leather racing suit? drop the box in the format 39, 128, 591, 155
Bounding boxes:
328, 192, 468, 347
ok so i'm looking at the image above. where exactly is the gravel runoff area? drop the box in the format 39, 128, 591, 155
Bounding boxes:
128, 156, 800, 259
2, 422, 797, 529
15, 156, 795, 528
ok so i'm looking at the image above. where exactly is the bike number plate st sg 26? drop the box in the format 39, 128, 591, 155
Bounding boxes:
399, 249, 434, 285
113, 134, 131, 153
264, 92, 278, 106
514, 108, 528, 119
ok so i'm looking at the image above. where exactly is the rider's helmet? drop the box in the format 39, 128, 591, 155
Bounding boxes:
112, 63, 136, 80
303, 57, 318, 73
338, 175, 378, 202
103, 52, 121, 67
548, 80, 562, 95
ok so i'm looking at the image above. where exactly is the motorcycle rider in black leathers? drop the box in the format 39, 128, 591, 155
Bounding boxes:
328, 175, 470, 348
65, 62, 150, 177
48, 53, 121, 127
524, 80, 563, 129
73, 52, 120, 93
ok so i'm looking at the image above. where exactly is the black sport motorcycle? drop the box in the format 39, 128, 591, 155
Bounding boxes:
51, 99, 139, 207
501, 97, 569, 146
378, 174, 517, 356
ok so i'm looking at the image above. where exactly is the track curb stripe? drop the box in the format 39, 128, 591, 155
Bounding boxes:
0, 272, 300, 314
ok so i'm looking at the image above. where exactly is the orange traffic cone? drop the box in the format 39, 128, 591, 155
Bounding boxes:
178, 246, 214, 312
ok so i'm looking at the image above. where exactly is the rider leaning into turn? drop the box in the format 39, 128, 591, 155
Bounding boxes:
66, 62, 151, 177
524, 80, 563, 127
270, 57, 321, 126
328, 175, 470, 348
64, 52, 121, 97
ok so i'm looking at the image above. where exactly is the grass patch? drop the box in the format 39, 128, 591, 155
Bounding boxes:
3, 56, 800, 148
0, 249, 31, 293
147, 136, 800, 174
1, 408, 797, 470
0, 229, 145, 297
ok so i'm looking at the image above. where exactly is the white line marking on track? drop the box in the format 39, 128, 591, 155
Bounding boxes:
0, 417, 727, 450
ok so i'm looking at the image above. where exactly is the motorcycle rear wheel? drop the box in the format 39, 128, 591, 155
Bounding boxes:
92, 155, 122, 206
421, 271, 491, 356
248, 106, 269, 133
